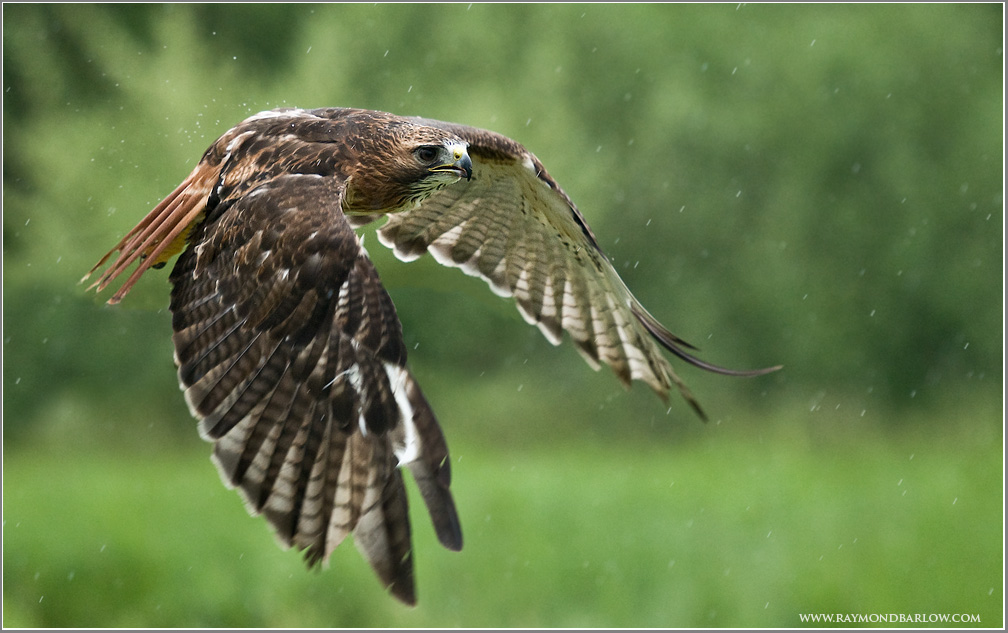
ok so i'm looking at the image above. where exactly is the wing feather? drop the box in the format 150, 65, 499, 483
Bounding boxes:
379, 120, 778, 416
378, 130, 662, 391
168, 173, 460, 604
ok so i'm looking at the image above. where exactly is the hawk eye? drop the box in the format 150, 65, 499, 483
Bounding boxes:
414, 145, 440, 165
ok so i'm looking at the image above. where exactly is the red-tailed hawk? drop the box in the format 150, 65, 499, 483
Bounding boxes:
83, 107, 779, 604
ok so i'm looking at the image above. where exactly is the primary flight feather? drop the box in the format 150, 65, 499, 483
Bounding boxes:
84, 107, 779, 604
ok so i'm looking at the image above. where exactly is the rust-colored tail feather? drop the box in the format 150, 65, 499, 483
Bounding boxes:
82, 168, 213, 304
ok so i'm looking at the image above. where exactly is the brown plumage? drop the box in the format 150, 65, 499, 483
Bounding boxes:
83, 107, 779, 605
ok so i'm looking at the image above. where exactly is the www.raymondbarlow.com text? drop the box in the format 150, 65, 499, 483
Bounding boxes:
799, 612, 981, 625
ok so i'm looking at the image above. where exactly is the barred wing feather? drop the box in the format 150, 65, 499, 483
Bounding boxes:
169, 174, 460, 605
379, 123, 723, 415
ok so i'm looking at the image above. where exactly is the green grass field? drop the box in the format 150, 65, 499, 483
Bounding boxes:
4, 401, 1001, 628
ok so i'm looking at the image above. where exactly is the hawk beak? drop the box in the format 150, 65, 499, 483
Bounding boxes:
432, 151, 473, 181
456, 152, 473, 181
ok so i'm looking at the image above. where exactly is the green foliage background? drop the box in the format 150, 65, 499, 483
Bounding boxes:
3, 3, 1003, 628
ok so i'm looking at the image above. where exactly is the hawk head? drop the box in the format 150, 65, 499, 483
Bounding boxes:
343, 120, 472, 216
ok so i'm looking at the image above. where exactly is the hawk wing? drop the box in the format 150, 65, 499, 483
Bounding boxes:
169, 171, 461, 605
376, 119, 777, 419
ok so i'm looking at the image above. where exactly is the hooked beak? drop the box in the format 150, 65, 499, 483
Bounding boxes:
431, 148, 473, 181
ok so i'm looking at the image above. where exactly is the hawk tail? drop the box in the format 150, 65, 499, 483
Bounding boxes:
82, 166, 215, 304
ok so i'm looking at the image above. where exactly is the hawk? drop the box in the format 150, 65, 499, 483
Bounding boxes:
83, 107, 779, 605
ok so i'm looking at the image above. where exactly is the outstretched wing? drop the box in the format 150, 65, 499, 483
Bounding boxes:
169, 172, 461, 605
377, 119, 777, 418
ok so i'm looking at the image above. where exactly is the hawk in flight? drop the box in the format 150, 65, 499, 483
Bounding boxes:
84, 107, 779, 604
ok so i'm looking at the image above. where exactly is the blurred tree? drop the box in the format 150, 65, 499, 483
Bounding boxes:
2, 3, 1001, 447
